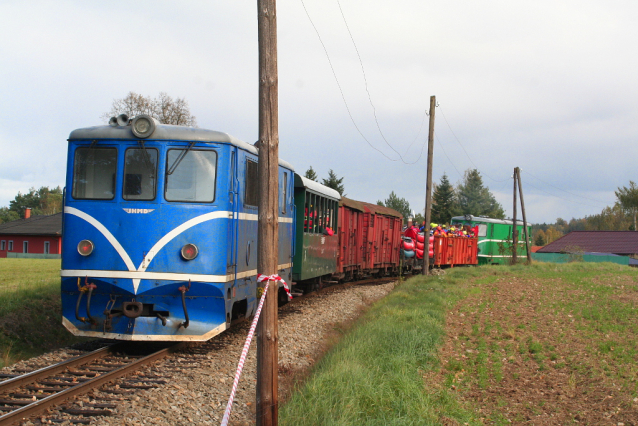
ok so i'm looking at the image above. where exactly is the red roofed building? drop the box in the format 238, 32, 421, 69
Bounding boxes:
0, 211, 62, 259
537, 231, 638, 256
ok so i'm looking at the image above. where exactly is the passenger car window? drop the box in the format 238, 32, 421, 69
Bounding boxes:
165, 149, 217, 202
73, 147, 117, 200
123, 148, 158, 201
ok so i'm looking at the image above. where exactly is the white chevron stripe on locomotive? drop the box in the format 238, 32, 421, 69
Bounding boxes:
63, 207, 292, 294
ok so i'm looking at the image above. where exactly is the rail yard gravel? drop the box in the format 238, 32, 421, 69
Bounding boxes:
2, 280, 396, 425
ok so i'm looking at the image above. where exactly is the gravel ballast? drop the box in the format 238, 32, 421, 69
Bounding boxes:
2, 280, 396, 425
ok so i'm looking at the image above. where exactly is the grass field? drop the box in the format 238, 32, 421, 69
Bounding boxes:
279, 263, 638, 425
0, 259, 87, 368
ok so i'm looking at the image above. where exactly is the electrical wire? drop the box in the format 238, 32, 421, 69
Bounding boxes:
337, 0, 429, 162
300, 0, 398, 161
437, 104, 510, 183
434, 132, 463, 179
521, 179, 609, 210
522, 170, 610, 205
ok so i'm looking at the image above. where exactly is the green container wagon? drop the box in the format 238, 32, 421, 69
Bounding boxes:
451, 215, 532, 265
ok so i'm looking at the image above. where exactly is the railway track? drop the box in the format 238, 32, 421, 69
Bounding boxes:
0, 276, 397, 425
0, 342, 184, 425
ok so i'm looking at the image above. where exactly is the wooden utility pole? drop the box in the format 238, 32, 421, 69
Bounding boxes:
423, 95, 436, 275
516, 168, 532, 263
256, 0, 279, 424
511, 167, 518, 265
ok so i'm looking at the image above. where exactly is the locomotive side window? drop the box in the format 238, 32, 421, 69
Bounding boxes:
478, 224, 487, 237
245, 159, 259, 206
123, 148, 158, 201
165, 149, 217, 202
281, 172, 287, 214
72, 147, 117, 200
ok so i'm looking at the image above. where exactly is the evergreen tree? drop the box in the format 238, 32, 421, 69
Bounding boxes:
304, 166, 318, 182
615, 181, 638, 231
377, 191, 411, 222
8, 186, 63, 219
430, 173, 456, 224
455, 169, 505, 219
322, 169, 345, 195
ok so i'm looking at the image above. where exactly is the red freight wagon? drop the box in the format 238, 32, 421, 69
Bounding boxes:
430, 235, 478, 267
337, 197, 403, 279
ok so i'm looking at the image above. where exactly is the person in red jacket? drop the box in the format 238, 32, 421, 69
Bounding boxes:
404, 219, 419, 241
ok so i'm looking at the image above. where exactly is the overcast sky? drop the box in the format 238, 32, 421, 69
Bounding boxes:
1, 0, 636, 224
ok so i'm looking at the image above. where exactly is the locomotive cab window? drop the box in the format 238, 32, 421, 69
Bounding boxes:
72, 147, 117, 200
165, 149, 217, 202
478, 224, 487, 237
281, 172, 287, 214
123, 147, 158, 200
245, 159, 258, 207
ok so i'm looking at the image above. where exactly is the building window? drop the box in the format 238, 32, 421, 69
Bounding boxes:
8, 241, 13, 251
23, 241, 28, 253
44, 241, 50, 254
0, 241, 4, 250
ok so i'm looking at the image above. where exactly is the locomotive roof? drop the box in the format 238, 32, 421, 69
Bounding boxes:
340, 197, 403, 219
451, 215, 530, 227
294, 174, 341, 200
68, 124, 294, 170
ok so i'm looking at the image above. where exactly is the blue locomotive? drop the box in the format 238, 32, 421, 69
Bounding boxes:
61, 114, 301, 341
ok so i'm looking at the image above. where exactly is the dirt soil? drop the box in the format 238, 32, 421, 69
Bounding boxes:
435, 274, 638, 425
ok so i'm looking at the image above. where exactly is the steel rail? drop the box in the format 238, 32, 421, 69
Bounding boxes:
0, 345, 119, 395
0, 343, 184, 426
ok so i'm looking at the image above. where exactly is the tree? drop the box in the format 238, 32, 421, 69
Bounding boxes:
8, 186, 63, 219
534, 229, 547, 246
377, 191, 410, 222
304, 166, 318, 182
544, 226, 563, 244
455, 169, 505, 219
431, 173, 456, 224
615, 181, 638, 231
0, 207, 19, 224
101, 92, 197, 126
322, 169, 345, 195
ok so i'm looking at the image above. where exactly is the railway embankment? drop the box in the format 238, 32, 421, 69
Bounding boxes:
0, 259, 87, 368
280, 263, 638, 425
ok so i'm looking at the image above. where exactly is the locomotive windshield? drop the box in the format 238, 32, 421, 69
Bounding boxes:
123, 147, 158, 201
165, 149, 217, 202
72, 147, 117, 200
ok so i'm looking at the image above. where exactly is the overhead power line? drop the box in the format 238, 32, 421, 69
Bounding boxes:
301, 0, 432, 164
437, 104, 510, 183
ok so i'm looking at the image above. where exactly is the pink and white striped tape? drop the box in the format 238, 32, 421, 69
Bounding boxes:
256, 273, 293, 300
220, 282, 269, 426
220, 274, 294, 425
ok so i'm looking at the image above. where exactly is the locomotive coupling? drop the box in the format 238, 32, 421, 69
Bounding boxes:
123, 302, 144, 319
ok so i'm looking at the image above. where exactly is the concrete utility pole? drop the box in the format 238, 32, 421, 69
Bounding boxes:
516, 168, 532, 263
511, 167, 518, 265
423, 95, 436, 275
256, 0, 279, 424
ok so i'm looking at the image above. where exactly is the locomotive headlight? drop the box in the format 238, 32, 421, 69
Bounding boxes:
181, 243, 199, 260
131, 114, 157, 139
77, 240, 94, 256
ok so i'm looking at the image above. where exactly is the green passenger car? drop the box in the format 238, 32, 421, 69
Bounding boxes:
450, 215, 532, 265
292, 174, 341, 283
